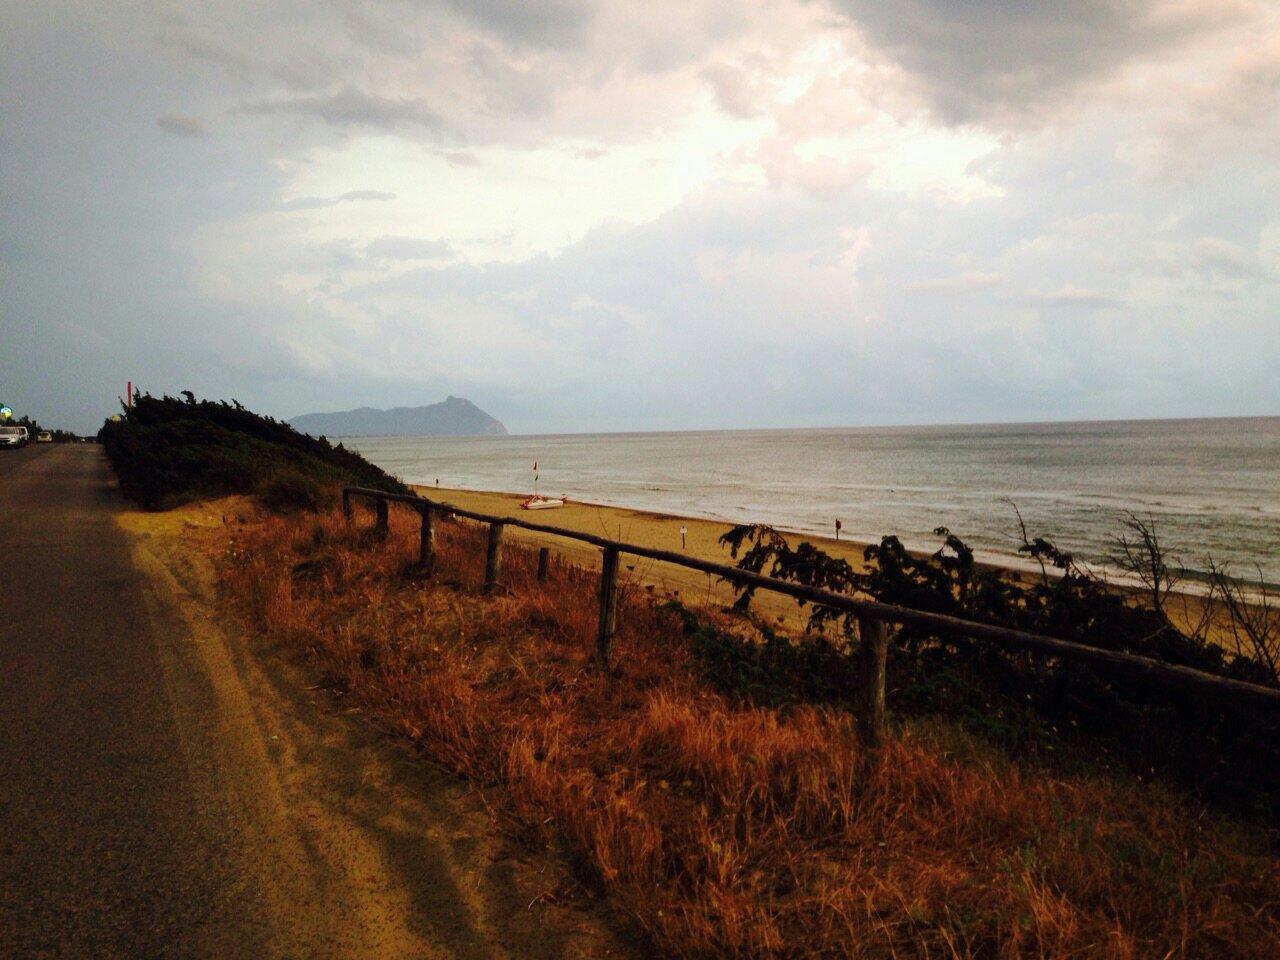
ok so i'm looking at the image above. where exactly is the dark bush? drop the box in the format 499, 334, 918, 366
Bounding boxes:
98, 392, 407, 509
259, 474, 325, 514
716, 522, 1280, 822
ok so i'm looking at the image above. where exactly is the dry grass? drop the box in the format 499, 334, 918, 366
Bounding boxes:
217, 502, 1280, 959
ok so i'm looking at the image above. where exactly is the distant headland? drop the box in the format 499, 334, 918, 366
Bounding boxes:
290, 397, 508, 437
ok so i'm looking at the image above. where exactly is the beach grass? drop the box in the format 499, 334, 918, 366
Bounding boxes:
215, 499, 1280, 959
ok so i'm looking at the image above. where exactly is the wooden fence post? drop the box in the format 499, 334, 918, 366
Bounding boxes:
597, 546, 620, 668
418, 506, 436, 573
484, 522, 504, 592
342, 490, 352, 521
537, 547, 550, 582
374, 498, 389, 539
856, 614, 888, 748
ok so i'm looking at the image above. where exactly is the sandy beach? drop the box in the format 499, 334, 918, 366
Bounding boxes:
413, 487, 872, 559
412, 485, 1230, 640
412, 485, 866, 629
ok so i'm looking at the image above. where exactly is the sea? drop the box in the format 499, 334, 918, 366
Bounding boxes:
343, 417, 1280, 587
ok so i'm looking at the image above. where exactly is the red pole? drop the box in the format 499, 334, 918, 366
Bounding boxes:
126, 381, 132, 411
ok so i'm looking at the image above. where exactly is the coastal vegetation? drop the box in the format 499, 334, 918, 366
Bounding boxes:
98, 391, 406, 509
718, 517, 1280, 818
215, 501, 1279, 958
106, 397, 1280, 956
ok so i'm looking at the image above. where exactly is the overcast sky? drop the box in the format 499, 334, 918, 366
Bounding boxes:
2, 1, 1278, 434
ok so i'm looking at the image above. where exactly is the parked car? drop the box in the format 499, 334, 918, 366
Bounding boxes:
36, 431, 53, 443
0, 426, 29, 448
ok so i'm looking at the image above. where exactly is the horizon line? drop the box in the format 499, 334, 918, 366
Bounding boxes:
334, 411, 1280, 441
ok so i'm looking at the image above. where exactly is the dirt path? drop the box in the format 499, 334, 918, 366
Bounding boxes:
1, 445, 623, 958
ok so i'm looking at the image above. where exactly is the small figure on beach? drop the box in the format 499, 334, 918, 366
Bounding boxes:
835, 518, 842, 541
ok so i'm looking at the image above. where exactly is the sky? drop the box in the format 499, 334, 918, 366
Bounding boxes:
1, 0, 1278, 435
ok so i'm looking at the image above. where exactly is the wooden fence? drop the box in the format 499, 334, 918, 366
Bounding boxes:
343, 485, 1280, 746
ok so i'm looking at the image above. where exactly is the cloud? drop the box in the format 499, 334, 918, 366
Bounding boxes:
155, 28, 258, 75
832, 0, 1242, 126
275, 190, 397, 212
1115, 15, 1280, 179
440, 0, 595, 48
0, 238, 32, 262
242, 87, 453, 135
701, 62, 766, 119
365, 236, 454, 261
1260, 223, 1280, 276
1025, 285, 1122, 308
1182, 238, 1266, 280
908, 271, 1004, 293
3, 0, 1279, 434
439, 150, 481, 167
156, 113, 205, 137
340, 190, 398, 202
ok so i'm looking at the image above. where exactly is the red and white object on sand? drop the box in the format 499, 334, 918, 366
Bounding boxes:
520, 494, 567, 510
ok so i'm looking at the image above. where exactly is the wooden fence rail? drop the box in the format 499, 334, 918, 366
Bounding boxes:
342, 485, 1280, 744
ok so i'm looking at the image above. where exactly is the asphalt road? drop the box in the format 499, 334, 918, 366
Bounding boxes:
0, 444, 290, 956
0, 445, 611, 959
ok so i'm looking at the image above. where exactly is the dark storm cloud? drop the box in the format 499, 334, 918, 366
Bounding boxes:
440, 0, 596, 48
242, 87, 454, 135
156, 113, 205, 137
154, 28, 259, 75
833, 0, 1234, 124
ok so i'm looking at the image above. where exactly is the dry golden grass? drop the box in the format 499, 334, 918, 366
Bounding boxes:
218, 503, 1280, 959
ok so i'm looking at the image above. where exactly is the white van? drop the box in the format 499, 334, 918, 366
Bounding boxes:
0, 426, 29, 448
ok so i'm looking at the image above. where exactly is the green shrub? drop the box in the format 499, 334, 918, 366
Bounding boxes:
98, 392, 406, 509
717, 522, 1280, 822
